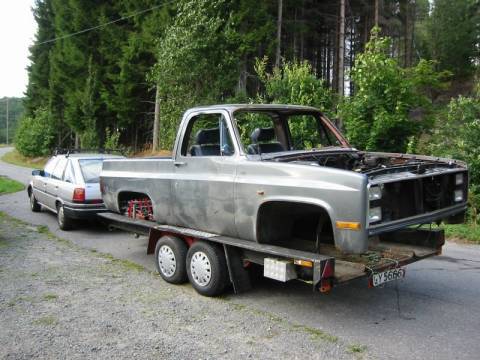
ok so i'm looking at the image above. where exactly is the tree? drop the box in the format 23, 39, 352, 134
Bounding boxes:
24, 0, 55, 116
15, 108, 55, 157
255, 58, 335, 116
428, 0, 480, 77
151, 0, 274, 149
339, 28, 449, 152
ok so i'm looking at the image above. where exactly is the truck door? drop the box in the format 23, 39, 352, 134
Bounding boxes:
172, 111, 238, 237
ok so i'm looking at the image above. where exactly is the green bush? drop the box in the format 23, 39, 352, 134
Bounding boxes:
339, 28, 449, 153
14, 108, 55, 157
255, 58, 335, 116
104, 127, 121, 151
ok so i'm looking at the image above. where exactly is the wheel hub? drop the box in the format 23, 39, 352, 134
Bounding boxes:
190, 251, 211, 287
158, 245, 176, 277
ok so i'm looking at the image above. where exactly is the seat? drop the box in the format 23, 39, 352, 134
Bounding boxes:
247, 128, 285, 155
190, 128, 221, 156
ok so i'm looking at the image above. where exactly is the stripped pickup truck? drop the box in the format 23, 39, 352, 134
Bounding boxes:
100, 104, 468, 296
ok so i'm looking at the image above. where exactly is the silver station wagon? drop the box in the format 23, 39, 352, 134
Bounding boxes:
28, 151, 124, 230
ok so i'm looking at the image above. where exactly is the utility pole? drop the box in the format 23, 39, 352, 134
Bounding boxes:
5, 98, 9, 145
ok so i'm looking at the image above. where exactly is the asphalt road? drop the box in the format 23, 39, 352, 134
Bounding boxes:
1, 146, 480, 360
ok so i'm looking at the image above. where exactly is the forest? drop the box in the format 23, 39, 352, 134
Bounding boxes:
0, 97, 23, 145
17, 0, 480, 229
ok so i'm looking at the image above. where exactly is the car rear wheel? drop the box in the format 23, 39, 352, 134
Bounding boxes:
57, 204, 73, 231
29, 192, 41, 212
186, 241, 228, 297
154, 235, 188, 284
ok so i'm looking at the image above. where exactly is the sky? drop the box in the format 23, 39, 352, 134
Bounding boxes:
0, 0, 37, 98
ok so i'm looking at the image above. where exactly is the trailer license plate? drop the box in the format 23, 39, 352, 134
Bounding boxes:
372, 268, 405, 287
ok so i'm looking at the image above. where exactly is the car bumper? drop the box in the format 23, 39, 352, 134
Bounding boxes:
63, 203, 109, 219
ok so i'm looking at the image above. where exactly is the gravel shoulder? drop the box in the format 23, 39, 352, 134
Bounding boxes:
0, 212, 367, 359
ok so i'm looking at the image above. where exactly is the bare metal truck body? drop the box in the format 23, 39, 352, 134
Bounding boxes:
99, 104, 468, 295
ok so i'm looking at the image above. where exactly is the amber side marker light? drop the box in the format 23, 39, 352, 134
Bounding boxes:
294, 259, 313, 267
335, 221, 361, 230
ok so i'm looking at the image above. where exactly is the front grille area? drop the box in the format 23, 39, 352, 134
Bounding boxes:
373, 171, 468, 223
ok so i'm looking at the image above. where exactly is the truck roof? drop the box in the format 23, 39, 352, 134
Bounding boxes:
185, 103, 321, 114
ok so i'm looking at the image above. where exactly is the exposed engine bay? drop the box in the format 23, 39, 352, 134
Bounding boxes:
271, 149, 468, 226
272, 149, 464, 175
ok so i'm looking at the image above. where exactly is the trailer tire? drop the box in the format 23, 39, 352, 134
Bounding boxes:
155, 235, 188, 284
187, 241, 228, 297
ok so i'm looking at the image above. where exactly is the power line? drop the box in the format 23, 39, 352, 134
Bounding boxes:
37, 1, 176, 46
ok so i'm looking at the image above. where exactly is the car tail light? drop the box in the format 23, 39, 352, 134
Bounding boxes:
72, 188, 85, 203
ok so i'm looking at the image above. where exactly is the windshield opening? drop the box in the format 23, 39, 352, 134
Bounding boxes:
79, 159, 103, 184
233, 110, 344, 155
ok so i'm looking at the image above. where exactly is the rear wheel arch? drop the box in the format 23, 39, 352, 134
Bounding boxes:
117, 191, 153, 214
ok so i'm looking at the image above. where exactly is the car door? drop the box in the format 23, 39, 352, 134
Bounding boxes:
172, 111, 238, 237
59, 159, 77, 204
45, 157, 68, 210
33, 157, 59, 206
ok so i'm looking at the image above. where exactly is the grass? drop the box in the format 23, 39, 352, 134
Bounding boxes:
0, 176, 24, 194
32, 315, 58, 326
443, 223, 480, 244
43, 293, 58, 301
1, 149, 48, 168
292, 324, 339, 343
347, 344, 367, 354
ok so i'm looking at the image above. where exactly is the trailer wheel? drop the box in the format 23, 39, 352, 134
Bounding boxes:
155, 235, 188, 284
29, 192, 41, 212
187, 241, 228, 297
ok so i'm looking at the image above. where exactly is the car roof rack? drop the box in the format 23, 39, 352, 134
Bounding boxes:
53, 148, 125, 157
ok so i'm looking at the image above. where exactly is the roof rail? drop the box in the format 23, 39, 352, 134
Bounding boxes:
53, 148, 125, 157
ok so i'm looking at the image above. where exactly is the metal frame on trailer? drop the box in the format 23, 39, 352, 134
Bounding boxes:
99, 212, 336, 293
98, 212, 445, 294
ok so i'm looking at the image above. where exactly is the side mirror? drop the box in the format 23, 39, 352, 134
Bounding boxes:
32, 169, 44, 177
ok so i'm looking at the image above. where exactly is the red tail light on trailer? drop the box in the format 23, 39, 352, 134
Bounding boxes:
72, 188, 85, 203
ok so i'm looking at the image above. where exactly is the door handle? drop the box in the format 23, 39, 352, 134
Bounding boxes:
174, 161, 186, 167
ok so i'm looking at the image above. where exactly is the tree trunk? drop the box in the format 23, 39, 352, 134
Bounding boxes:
293, 7, 298, 60
236, 57, 247, 96
152, 85, 160, 152
374, 0, 379, 27
404, 0, 414, 67
337, 0, 345, 97
275, 0, 283, 68
300, 1, 305, 61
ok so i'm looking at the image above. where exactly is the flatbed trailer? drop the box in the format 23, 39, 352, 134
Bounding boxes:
99, 212, 445, 297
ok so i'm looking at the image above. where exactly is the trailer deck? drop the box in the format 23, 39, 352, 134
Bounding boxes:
98, 212, 444, 294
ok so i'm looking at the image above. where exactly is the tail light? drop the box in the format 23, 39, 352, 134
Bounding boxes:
72, 188, 85, 203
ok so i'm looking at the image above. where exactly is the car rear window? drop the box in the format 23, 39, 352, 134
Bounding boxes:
78, 159, 103, 184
